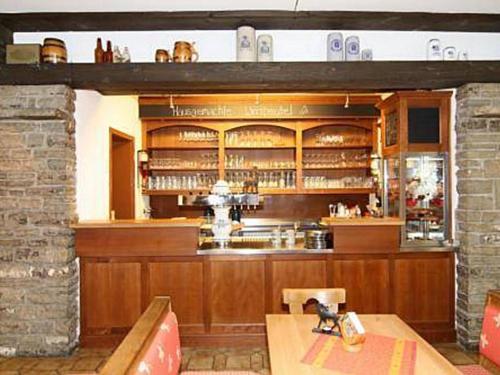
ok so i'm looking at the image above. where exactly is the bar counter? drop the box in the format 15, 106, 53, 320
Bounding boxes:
73, 217, 456, 348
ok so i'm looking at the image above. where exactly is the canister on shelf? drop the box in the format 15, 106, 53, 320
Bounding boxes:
41, 38, 67, 64
257, 34, 273, 62
327, 32, 343, 61
345, 36, 360, 61
236, 25, 257, 62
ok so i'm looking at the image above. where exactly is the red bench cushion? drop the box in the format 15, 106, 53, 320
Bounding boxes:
457, 364, 492, 375
480, 304, 500, 367
132, 311, 182, 375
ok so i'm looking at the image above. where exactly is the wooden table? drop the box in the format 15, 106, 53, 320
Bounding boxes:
266, 314, 460, 375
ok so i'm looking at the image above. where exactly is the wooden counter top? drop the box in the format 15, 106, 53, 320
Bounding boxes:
71, 218, 204, 228
320, 217, 405, 226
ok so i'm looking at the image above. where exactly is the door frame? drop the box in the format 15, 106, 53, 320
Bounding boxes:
109, 127, 135, 219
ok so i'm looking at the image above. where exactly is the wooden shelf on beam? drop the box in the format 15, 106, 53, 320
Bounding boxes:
2, 11, 500, 32
1, 61, 500, 95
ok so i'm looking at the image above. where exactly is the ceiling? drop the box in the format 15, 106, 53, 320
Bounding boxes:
1, 0, 500, 13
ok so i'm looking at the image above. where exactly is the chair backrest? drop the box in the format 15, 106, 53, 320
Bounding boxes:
98, 296, 177, 375
479, 290, 500, 373
282, 288, 346, 314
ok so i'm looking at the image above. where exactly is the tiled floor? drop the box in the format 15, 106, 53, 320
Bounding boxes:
0, 343, 477, 374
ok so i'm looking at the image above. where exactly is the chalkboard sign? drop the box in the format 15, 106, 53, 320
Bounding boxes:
408, 108, 440, 144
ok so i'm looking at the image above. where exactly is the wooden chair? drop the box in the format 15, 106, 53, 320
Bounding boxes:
282, 288, 346, 314
457, 290, 500, 375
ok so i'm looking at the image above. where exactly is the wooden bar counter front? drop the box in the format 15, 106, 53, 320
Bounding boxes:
73, 219, 456, 347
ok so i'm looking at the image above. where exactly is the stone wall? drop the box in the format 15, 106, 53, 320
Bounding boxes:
0, 85, 78, 355
455, 83, 500, 349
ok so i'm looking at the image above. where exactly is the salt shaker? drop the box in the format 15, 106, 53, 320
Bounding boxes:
427, 39, 442, 60
327, 32, 343, 61
236, 26, 256, 62
257, 34, 273, 62
345, 36, 360, 61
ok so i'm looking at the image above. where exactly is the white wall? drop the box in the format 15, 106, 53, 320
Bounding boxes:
14, 30, 500, 62
74, 91, 147, 220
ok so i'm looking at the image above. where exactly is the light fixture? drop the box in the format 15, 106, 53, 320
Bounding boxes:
169, 94, 174, 109
344, 93, 350, 109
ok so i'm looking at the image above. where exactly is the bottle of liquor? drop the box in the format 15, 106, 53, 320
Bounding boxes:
94, 38, 104, 63
122, 47, 131, 63
113, 46, 122, 63
104, 41, 113, 63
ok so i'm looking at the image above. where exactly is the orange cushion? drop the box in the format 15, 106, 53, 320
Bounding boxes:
132, 311, 182, 375
457, 364, 492, 375
181, 372, 260, 375
480, 304, 500, 367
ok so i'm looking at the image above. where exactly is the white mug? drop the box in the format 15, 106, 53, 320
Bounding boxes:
345, 36, 360, 61
327, 32, 343, 61
257, 34, 273, 62
443, 46, 457, 60
236, 25, 256, 62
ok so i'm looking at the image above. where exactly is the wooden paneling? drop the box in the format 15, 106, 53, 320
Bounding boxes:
393, 255, 453, 323
0, 23, 12, 64
209, 259, 266, 326
333, 225, 400, 253
2, 62, 500, 95
271, 260, 327, 313
81, 261, 142, 332
2, 11, 500, 32
332, 258, 390, 313
75, 227, 199, 256
148, 261, 204, 333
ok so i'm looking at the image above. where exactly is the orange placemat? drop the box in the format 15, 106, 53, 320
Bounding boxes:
302, 333, 416, 375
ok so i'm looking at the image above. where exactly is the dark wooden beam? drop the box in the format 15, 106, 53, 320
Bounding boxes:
1, 11, 500, 33
0, 62, 499, 94
0, 23, 13, 64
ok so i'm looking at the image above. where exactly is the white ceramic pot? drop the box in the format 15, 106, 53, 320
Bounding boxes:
327, 32, 343, 61
257, 34, 273, 62
345, 36, 360, 61
236, 25, 257, 62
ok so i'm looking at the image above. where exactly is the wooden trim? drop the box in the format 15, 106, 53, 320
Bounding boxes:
2, 62, 500, 95
0, 23, 12, 64
2, 11, 500, 32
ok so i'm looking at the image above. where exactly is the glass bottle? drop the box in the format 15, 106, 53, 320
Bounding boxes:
94, 38, 104, 63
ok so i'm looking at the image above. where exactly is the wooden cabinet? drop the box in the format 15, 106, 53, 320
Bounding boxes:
393, 252, 455, 341
209, 257, 266, 333
332, 257, 390, 313
80, 260, 142, 346
148, 261, 204, 334
270, 258, 327, 313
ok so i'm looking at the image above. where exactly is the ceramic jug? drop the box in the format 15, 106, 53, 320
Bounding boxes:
173, 41, 199, 63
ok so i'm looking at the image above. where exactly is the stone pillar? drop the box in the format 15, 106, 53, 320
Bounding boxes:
0, 85, 78, 355
455, 83, 500, 350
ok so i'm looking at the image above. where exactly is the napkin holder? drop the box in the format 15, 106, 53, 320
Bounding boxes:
339, 312, 366, 352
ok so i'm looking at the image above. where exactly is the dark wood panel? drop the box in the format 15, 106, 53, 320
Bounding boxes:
2, 11, 500, 32
209, 259, 266, 325
110, 129, 135, 219
333, 225, 400, 253
271, 260, 327, 314
152, 194, 368, 219
393, 255, 454, 323
75, 227, 199, 256
0, 23, 12, 64
332, 258, 390, 313
148, 262, 204, 333
81, 261, 142, 332
2, 62, 500, 95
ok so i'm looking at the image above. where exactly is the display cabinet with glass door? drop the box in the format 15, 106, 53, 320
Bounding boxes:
384, 153, 448, 246
379, 91, 452, 247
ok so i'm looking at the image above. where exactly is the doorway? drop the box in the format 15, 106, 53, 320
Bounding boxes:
109, 128, 135, 219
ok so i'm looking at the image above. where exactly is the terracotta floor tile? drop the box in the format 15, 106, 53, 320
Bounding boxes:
187, 355, 214, 371
69, 357, 103, 372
